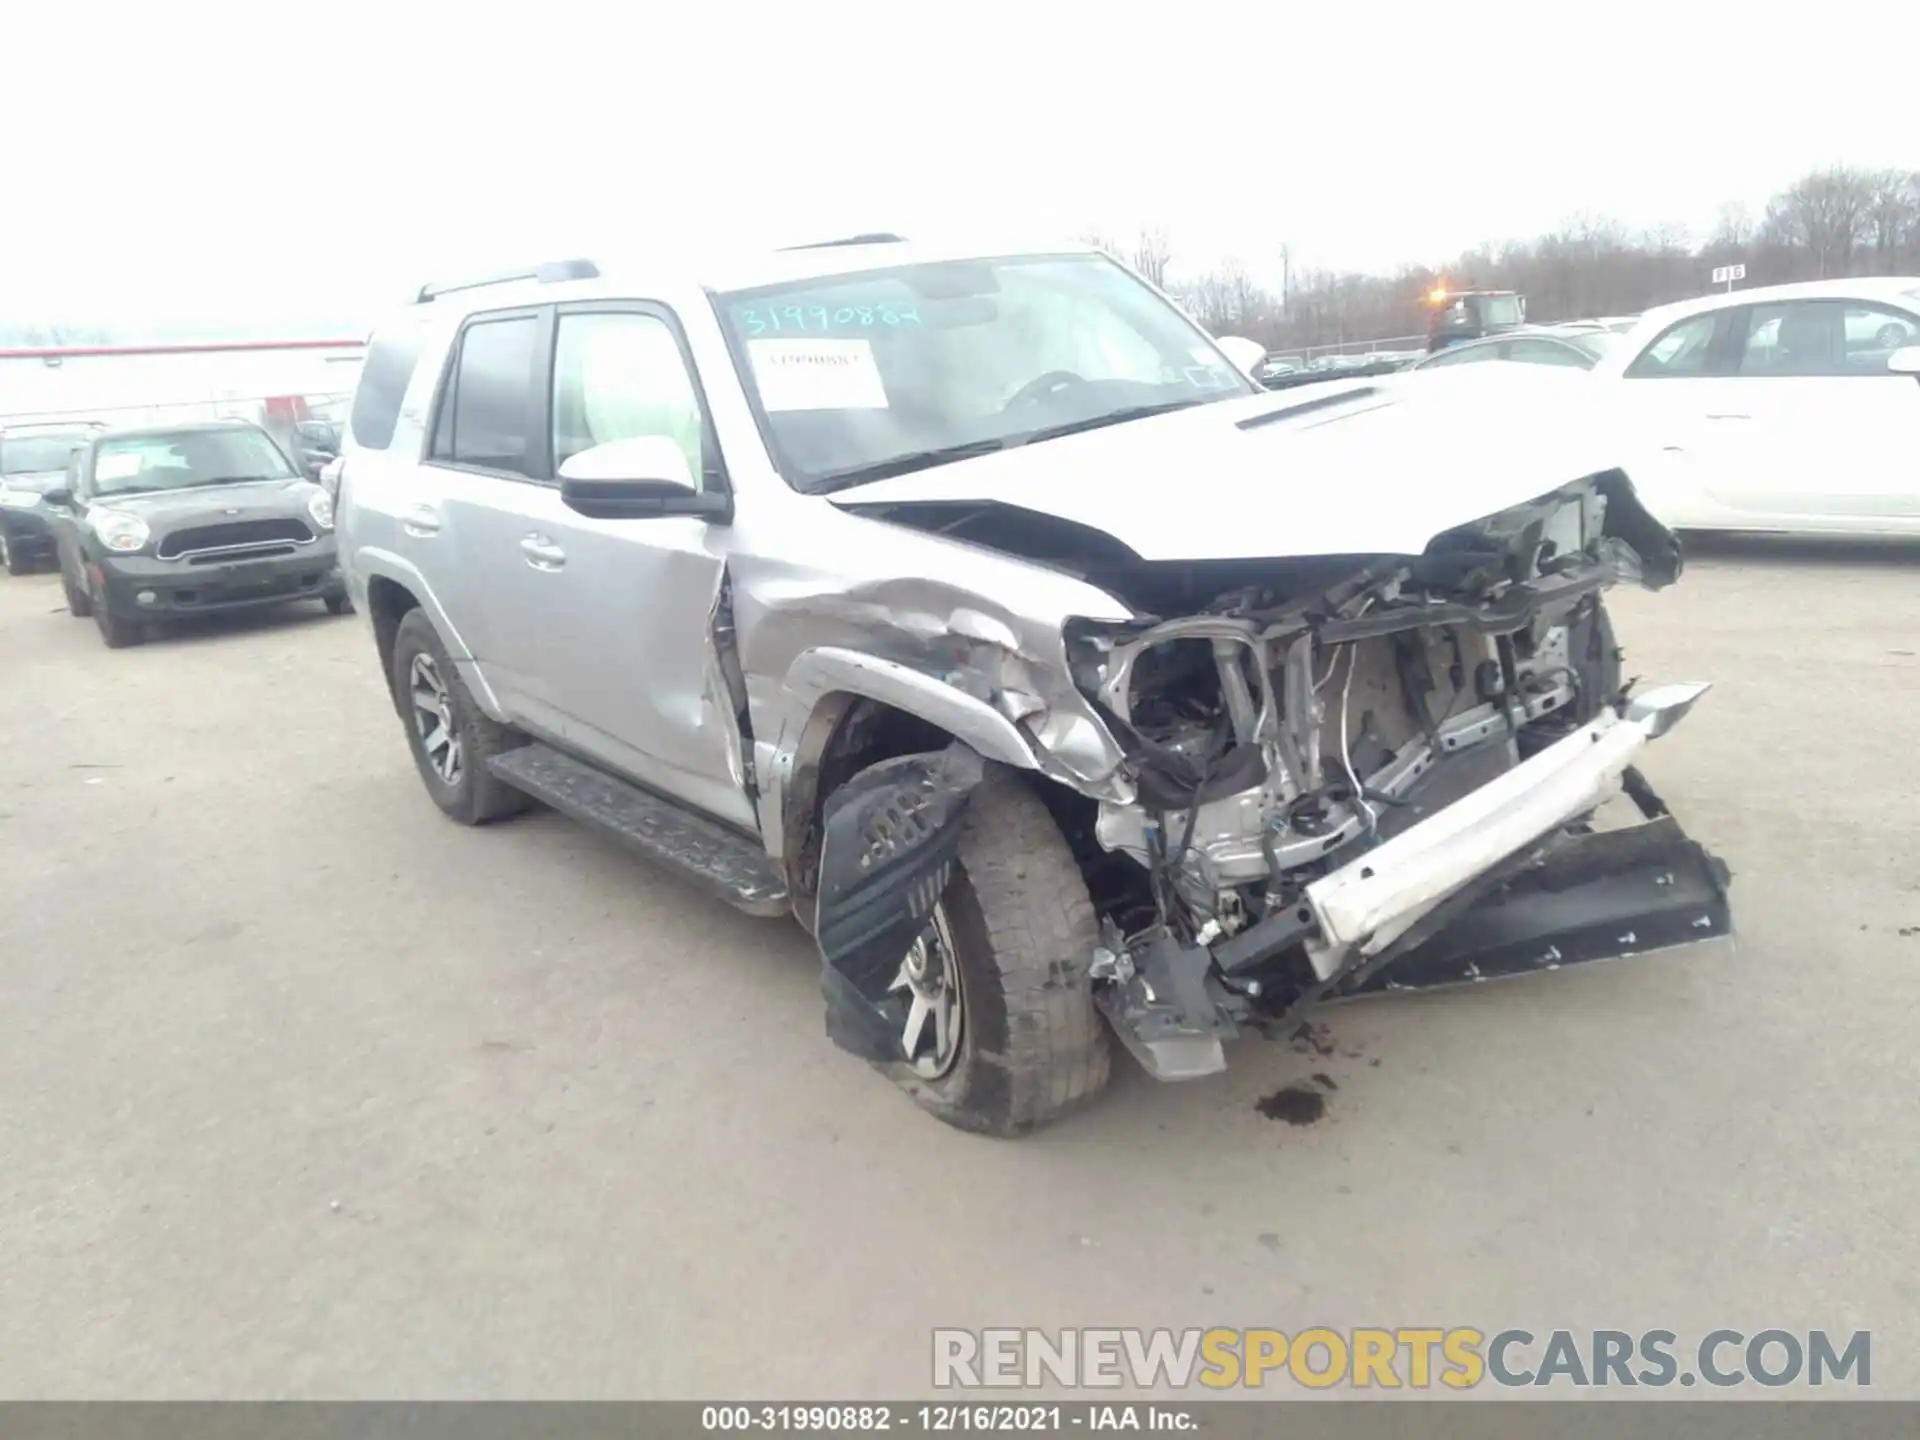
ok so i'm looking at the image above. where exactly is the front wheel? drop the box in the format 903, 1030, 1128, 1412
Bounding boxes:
872, 769, 1112, 1136
60, 554, 92, 616
388, 607, 528, 825
91, 577, 143, 648
324, 592, 353, 616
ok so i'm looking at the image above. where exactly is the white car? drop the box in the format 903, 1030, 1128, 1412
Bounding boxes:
1586, 278, 1920, 536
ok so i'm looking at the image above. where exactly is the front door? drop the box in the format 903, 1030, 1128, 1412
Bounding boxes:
531, 303, 755, 830
1719, 298, 1920, 530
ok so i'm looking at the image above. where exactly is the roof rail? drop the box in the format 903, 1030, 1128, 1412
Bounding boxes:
778, 233, 907, 251
414, 258, 600, 304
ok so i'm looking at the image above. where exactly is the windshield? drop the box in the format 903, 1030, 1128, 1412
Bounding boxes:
1, 434, 88, 476
715, 254, 1258, 491
90, 429, 297, 496
1479, 296, 1523, 327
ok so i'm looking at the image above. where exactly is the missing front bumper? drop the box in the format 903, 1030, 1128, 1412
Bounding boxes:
1337, 811, 1733, 998
1302, 682, 1714, 978
1098, 682, 1733, 1079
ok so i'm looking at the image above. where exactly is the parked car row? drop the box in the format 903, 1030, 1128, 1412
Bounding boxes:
0, 418, 351, 646
1241, 279, 1920, 538
1416, 278, 1920, 537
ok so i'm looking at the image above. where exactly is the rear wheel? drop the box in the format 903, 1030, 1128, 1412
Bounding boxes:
873, 769, 1112, 1136
0, 532, 24, 575
389, 607, 529, 825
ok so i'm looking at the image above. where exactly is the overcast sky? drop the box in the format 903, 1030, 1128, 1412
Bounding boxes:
5, 0, 1915, 332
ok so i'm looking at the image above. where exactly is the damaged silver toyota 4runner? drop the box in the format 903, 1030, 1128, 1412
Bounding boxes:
338, 238, 1732, 1136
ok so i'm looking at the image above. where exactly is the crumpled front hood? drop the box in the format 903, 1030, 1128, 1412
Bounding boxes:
95, 479, 319, 529
829, 366, 1635, 562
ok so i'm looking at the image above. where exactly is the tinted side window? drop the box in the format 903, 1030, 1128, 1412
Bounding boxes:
1624, 312, 1720, 378
1421, 343, 1502, 368
430, 316, 539, 473
349, 328, 424, 450
1505, 338, 1590, 367
1846, 303, 1918, 361
551, 311, 707, 487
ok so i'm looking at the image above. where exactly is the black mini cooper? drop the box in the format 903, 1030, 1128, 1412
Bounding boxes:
45, 421, 349, 648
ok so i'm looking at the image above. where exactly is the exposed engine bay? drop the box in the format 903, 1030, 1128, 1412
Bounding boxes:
810, 468, 1731, 1087
1046, 473, 1726, 1078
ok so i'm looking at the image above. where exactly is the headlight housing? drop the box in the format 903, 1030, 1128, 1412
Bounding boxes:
89, 508, 151, 553
306, 487, 335, 532
0, 485, 42, 510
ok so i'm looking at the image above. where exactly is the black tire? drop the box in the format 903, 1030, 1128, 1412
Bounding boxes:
91, 579, 143, 648
60, 556, 92, 616
324, 592, 353, 616
389, 607, 529, 825
0, 532, 32, 576
881, 768, 1112, 1136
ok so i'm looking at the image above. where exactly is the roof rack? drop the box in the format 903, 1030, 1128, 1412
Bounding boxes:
414, 258, 600, 304
778, 233, 907, 251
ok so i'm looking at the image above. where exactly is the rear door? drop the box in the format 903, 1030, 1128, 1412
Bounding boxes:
419, 307, 569, 734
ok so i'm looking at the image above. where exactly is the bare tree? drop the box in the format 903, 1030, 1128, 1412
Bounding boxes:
1709, 201, 1755, 251
1154, 162, 1920, 356
1130, 229, 1172, 289
1862, 168, 1919, 274
1765, 165, 1876, 277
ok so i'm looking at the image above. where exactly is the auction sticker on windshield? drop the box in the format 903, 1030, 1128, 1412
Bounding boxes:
94, 453, 145, 482
748, 338, 889, 412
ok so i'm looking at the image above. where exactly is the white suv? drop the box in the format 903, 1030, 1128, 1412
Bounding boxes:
337, 237, 1729, 1135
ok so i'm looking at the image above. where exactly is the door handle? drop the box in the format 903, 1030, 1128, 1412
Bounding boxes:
1704, 413, 1751, 421
520, 534, 566, 570
403, 504, 443, 536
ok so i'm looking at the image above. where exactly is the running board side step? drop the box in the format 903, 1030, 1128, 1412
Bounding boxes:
487, 743, 790, 917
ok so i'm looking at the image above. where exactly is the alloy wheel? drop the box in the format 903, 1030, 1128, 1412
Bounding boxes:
408, 652, 464, 787
889, 904, 965, 1079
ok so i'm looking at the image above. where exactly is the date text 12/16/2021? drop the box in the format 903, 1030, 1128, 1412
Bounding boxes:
701, 1404, 1198, 1432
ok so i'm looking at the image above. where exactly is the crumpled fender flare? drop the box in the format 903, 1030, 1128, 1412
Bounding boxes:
812, 741, 988, 1065
779, 648, 1039, 772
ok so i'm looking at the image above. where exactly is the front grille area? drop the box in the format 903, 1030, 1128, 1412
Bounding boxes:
172, 570, 325, 606
186, 544, 300, 566
157, 518, 313, 560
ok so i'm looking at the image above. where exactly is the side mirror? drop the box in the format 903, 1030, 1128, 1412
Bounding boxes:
1214, 335, 1266, 377
40, 487, 74, 509
1888, 345, 1920, 377
556, 435, 727, 520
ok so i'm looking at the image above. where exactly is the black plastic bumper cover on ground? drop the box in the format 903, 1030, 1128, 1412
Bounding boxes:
1337, 812, 1733, 998
813, 743, 986, 1065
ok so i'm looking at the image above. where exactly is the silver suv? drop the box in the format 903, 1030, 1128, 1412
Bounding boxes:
338, 238, 1732, 1136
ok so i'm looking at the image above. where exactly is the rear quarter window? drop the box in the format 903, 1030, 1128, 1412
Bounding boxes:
349, 327, 425, 450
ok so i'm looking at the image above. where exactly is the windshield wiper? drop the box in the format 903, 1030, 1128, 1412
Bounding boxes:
808, 438, 1010, 493
189, 475, 287, 486
1015, 398, 1207, 447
